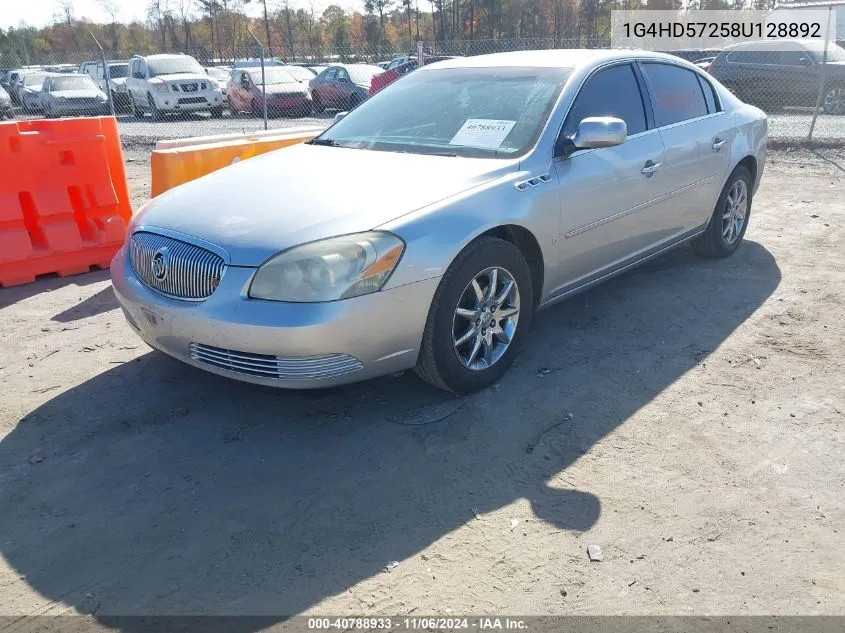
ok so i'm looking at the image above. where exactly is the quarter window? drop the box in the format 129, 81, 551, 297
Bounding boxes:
641, 63, 708, 127
563, 63, 647, 138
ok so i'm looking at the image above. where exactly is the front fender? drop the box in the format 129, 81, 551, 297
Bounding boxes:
378, 170, 559, 298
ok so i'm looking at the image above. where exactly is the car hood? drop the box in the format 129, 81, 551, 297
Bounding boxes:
155, 72, 209, 83
263, 82, 307, 95
51, 89, 104, 99
136, 143, 518, 266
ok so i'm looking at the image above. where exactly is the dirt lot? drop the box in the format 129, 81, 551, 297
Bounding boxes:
0, 148, 843, 622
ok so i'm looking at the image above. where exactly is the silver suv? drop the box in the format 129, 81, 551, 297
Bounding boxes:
125, 53, 224, 119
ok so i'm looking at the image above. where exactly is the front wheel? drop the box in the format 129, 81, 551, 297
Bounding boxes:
415, 237, 534, 393
691, 165, 753, 258
148, 94, 164, 121
210, 105, 224, 118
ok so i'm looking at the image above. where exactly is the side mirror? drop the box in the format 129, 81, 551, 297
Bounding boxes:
337, 76, 349, 83
334, 111, 348, 122
572, 117, 627, 150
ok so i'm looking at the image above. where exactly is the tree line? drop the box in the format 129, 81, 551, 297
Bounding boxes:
1, 0, 784, 66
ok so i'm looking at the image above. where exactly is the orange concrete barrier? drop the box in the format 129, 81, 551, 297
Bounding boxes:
0, 116, 132, 288
150, 127, 321, 197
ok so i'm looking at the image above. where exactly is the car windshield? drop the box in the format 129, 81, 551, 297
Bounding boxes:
249, 67, 302, 85
206, 67, 229, 80
804, 41, 845, 63
24, 73, 48, 86
317, 66, 571, 159
147, 56, 204, 76
346, 65, 383, 83
52, 75, 97, 91
108, 64, 128, 78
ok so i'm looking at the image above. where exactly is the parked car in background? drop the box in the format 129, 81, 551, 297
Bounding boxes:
309, 64, 383, 112
112, 50, 766, 393
44, 64, 77, 73
694, 56, 717, 70
0, 85, 13, 119
126, 53, 225, 120
709, 39, 845, 114
227, 66, 314, 117
7, 68, 42, 105
41, 73, 108, 118
666, 49, 721, 64
20, 72, 50, 112
369, 56, 457, 95
95, 61, 131, 112
232, 59, 286, 68
205, 66, 231, 95
385, 55, 415, 69
376, 61, 390, 69
79, 61, 99, 78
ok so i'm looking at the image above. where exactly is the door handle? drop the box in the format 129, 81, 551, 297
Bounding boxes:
641, 160, 662, 176
712, 138, 726, 150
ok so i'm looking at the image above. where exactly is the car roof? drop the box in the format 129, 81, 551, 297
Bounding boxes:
420, 48, 688, 71
138, 53, 194, 60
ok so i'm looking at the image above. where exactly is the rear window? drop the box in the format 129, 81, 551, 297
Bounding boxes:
641, 63, 709, 126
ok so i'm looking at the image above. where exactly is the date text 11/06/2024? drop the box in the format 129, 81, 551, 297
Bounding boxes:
307, 617, 529, 630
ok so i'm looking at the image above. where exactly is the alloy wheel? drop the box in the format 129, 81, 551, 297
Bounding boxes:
452, 266, 520, 371
823, 87, 845, 115
722, 179, 748, 246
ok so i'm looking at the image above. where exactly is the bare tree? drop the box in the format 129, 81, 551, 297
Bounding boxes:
97, 0, 121, 51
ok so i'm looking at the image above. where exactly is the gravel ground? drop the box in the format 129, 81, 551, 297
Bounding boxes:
0, 148, 843, 623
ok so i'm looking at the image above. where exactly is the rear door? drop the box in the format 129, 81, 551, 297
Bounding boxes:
551, 62, 667, 291
638, 61, 732, 233
333, 68, 354, 105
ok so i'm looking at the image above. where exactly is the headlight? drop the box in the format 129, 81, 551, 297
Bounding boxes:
151, 81, 169, 92
97, 94, 107, 102
249, 232, 404, 302
115, 84, 127, 93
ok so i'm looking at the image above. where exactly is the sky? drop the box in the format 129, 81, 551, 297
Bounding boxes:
1, 0, 342, 30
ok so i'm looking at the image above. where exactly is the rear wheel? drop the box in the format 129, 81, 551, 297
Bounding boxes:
312, 91, 324, 113
822, 84, 845, 115
691, 165, 753, 258
415, 237, 534, 393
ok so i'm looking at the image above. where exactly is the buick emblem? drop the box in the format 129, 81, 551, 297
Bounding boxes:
151, 247, 170, 282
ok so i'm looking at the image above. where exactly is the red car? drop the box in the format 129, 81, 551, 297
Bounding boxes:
226, 66, 315, 117
368, 56, 457, 96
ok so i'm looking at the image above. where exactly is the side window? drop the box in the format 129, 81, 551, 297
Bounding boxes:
322, 68, 337, 81
563, 63, 647, 138
337, 69, 350, 82
641, 63, 708, 127
696, 74, 720, 114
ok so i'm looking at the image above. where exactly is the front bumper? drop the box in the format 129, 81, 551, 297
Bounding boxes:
110, 246, 440, 389
151, 90, 223, 112
53, 103, 109, 116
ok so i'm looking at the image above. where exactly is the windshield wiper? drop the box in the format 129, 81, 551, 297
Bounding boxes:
306, 138, 343, 147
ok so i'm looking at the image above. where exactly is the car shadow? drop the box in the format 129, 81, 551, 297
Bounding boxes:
0, 241, 780, 622
51, 285, 120, 322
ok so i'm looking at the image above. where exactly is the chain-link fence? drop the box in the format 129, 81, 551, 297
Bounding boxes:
1, 35, 843, 147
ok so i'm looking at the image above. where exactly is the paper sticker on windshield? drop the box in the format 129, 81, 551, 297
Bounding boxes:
450, 119, 516, 148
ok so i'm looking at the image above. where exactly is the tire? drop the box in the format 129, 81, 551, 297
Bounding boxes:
415, 236, 534, 394
822, 84, 845, 115
691, 165, 753, 259
130, 96, 143, 119
147, 94, 163, 121
312, 91, 324, 113
250, 100, 262, 118
210, 105, 224, 118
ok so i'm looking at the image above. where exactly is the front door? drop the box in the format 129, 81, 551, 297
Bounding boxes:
550, 62, 667, 296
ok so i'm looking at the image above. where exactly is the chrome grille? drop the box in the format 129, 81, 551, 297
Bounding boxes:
181, 83, 198, 92
129, 231, 225, 301
189, 343, 363, 381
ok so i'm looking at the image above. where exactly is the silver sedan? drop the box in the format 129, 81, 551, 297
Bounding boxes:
111, 49, 767, 393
